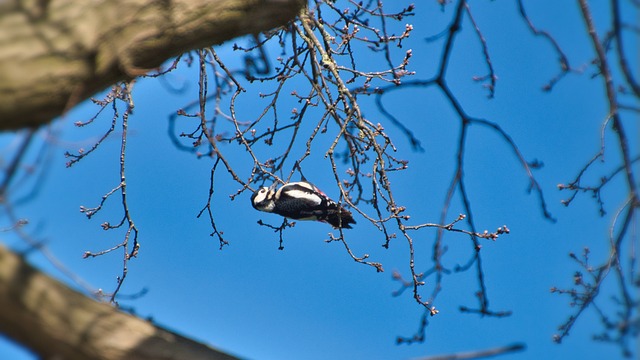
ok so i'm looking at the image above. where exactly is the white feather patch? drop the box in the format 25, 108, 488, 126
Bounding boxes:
253, 188, 276, 212
290, 182, 315, 191
252, 189, 268, 203
282, 189, 322, 205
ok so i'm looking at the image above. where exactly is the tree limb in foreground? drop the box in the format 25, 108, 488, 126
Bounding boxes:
415, 343, 526, 360
0, 244, 239, 360
0, 0, 304, 131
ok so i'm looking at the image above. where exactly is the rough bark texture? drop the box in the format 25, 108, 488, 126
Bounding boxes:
0, 0, 304, 131
0, 0, 304, 358
0, 244, 241, 360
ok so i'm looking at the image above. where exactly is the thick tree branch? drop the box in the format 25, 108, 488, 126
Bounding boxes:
415, 343, 526, 360
0, 244, 239, 360
0, 0, 304, 130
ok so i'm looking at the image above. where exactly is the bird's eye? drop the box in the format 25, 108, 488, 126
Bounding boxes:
260, 188, 267, 193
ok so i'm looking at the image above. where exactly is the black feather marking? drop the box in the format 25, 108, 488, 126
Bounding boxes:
251, 181, 355, 229
275, 181, 356, 228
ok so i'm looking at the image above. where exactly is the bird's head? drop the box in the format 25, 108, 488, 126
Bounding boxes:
251, 187, 276, 212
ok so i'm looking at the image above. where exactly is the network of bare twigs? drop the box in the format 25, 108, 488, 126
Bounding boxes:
550, 1, 640, 357
64, 82, 141, 304
169, 0, 522, 343
1, 0, 637, 357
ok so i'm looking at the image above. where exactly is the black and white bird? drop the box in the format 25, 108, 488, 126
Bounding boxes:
251, 181, 356, 229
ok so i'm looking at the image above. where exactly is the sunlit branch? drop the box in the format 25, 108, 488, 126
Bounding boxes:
69, 83, 143, 303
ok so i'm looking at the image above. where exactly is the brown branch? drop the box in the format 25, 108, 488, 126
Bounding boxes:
70, 83, 140, 302
197, 158, 229, 249
415, 343, 526, 360
0, 0, 305, 131
257, 218, 295, 250
0, 244, 239, 360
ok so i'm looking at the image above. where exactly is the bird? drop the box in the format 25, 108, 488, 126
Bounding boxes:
251, 180, 356, 229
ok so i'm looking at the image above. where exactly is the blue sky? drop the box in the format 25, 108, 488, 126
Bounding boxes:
1, 1, 638, 359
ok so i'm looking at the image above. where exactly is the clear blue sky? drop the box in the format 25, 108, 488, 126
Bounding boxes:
2, 1, 638, 359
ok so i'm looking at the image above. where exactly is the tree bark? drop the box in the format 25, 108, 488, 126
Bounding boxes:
0, 0, 304, 131
0, 1, 304, 357
0, 244, 240, 360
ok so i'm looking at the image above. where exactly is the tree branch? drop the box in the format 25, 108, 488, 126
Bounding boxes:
414, 343, 526, 360
0, 244, 239, 360
0, 0, 304, 130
